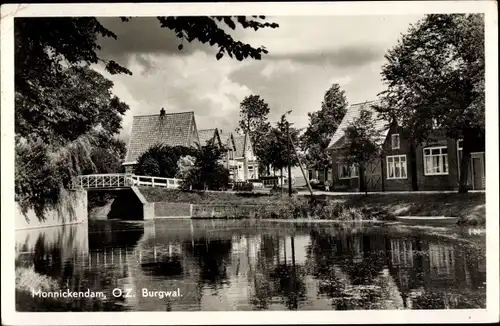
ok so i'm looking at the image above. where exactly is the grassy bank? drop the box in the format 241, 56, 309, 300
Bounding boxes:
138, 188, 485, 225
318, 193, 485, 226
140, 187, 276, 205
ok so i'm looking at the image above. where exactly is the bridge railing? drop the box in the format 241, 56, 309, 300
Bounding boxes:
129, 175, 182, 189
74, 174, 182, 189
75, 174, 132, 189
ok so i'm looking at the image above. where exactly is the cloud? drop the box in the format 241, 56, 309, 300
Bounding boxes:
91, 15, 425, 142
266, 44, 383, 68
92, 51, 252, 140
96, 17, 216, 71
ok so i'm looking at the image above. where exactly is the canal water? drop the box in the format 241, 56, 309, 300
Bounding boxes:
15, 220, 486, 311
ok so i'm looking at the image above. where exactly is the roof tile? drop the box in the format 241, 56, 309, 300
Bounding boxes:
197, 128, 217, 146
125, 111, 197, 163
328, 100, 390, 149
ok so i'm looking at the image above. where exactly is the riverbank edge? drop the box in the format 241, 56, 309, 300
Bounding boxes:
15, 189, 88, 230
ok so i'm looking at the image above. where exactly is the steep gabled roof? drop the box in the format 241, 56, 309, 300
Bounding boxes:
219, 131, 230, 149
124, 111, 198, 164
328, 100, 390, 150
198, 128, 217, 146
233, 134, 250, 158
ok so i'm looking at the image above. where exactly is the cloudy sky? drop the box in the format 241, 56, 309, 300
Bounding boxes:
92, 15, 424, 140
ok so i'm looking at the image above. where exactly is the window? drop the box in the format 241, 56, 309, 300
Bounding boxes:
391, 134, 400, 149
338, 163, 358, 179
423, 146, 448, 175
387, 155, 407, 179
351, 164, 359, 177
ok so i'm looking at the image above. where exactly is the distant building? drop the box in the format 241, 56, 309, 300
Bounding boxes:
226, 132, 259, 181
327, 101, 485, 192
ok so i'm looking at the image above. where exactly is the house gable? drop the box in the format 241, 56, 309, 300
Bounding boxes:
124, 111, 197, 164
328, 100, 390, 151
197, 128, 221, 147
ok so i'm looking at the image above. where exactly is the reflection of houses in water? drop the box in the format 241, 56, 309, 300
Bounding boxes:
306, 232, 407, 310
387, 237, 485, 309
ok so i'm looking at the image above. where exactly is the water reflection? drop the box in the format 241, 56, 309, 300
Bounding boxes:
15, 220, 486, 311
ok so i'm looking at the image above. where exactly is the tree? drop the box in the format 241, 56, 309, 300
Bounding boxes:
86, 131, 127, 174
15, 15, 278, 215
377, 14, 485, 193
301, 84, 348, 180
342, 109, 383, 195
182, 143, 230, 191
176, 155, 196, 179
264, 114, 300, 187
14, 67, 129, 218
135, 144, 196, 178
15, 17, 279, 138
16, 65, 129, 145
238, 95, 272, 175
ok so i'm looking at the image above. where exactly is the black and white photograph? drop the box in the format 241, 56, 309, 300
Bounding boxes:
1, 1, 498, 324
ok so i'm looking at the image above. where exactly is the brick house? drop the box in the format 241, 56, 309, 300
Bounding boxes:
122, 110, 199, 173
328, 101, 485, 192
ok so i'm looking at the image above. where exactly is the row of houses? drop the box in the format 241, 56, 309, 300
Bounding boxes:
122, 102, 485, 191
122, 109, 259, 182
326, 101, 485, 191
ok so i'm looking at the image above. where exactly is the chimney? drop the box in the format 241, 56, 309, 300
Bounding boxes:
160, 108, 166, 119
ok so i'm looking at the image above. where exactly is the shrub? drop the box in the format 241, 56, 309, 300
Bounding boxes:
135, 144, 195, 178
457, 213, 485, 226
16, 266, 59, 293
338, 207, 365, 221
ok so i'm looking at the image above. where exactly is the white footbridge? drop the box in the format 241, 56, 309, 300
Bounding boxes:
73, 174, 182, 190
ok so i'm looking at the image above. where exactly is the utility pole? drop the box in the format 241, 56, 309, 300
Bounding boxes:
288, 132, 314, 197
287, 121, 292, 197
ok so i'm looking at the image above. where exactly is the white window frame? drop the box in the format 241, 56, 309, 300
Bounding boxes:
391, 134, 400, 150
457, 139, 463, 178
423, 146, 449, 176
350, 164, 359, 178
386, 155, 407, 180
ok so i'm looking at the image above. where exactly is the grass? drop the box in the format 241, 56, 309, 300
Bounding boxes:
16, 266, 59, 293
138, 188, 485, 225
318, 192, 485, 225
140, 187, 276, 205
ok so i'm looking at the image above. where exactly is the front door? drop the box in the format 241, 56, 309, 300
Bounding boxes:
365, 159, 382, 192
471, 152, 485, 190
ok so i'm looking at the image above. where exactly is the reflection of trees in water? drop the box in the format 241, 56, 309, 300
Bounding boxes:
250, 235, 308, 310
183, 238, 232, 290
140, 254, 183, 278
33, 234, 64, 277
250, 235, 278, 310
88, 221, 144, 250
308, 229, 400, 310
